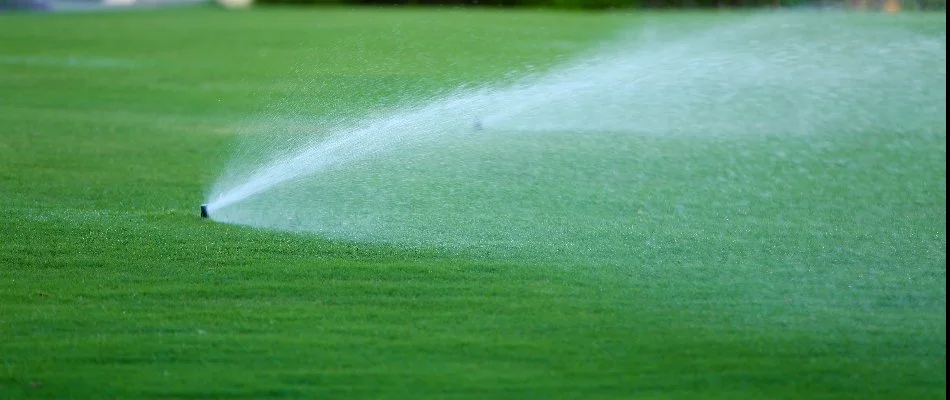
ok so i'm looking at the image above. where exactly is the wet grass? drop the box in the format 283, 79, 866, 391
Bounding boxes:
0, 6, 945, 399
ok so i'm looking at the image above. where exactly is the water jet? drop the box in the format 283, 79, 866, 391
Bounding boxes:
204, 12, 946, 262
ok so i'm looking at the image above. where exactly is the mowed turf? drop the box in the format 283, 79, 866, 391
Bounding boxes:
0, 6, 946, 399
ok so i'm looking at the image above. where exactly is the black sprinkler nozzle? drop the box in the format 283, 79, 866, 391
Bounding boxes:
200, 204, 209, 219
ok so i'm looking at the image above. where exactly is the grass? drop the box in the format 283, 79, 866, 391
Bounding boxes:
0, 5, 946, 399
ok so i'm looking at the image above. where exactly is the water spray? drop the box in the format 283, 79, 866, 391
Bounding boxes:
203, 13, 946, 258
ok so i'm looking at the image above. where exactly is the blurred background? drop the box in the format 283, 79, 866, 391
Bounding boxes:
1, 0, 944, 13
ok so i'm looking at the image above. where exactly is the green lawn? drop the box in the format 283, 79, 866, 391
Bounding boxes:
0, 5, 946, 399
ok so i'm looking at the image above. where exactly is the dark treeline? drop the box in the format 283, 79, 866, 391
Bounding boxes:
344, 0, 784, 7
255, 0, 945, 9
257, 0, 803, 7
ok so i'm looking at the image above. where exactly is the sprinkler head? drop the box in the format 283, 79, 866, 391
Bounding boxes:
200, 204, 209, 219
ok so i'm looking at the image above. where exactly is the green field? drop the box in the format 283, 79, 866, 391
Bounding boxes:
0, 6, 946, 399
